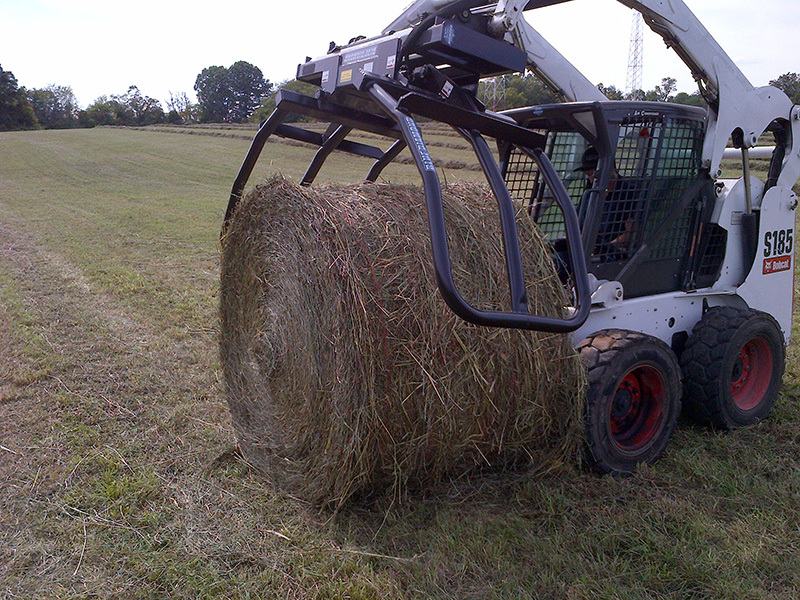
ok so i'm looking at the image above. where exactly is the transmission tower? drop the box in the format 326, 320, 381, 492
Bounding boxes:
483, 76, 506, 111
625, 11, 644, 96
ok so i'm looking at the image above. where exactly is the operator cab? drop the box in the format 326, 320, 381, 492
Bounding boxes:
499, 101, 724, 299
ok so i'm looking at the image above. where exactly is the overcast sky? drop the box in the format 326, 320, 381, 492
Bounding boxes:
1, 0, 797, 109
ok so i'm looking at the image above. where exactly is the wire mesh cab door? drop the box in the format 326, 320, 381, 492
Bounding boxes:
502, 102, 710, 299
598, 103, 709, 297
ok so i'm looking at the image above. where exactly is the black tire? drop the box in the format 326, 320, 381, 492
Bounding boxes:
680, 306, 785, 430
578, 329, 682, 475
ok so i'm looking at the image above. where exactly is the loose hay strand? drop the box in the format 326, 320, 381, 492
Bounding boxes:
220, 175, 586, 508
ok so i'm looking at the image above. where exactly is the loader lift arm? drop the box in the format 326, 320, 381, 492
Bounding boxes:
392, 0, 799, 183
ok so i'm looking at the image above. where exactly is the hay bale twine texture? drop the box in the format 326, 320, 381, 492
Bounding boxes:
220, 175, 585, 508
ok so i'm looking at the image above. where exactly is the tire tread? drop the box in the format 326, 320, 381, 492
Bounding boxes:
580, 329, 681, 475
680, 306, 784, 429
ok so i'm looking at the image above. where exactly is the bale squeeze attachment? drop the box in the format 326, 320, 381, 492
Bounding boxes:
224, 9, 591, 334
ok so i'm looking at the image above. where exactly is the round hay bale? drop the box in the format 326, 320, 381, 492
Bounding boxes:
220, 175, 585, 508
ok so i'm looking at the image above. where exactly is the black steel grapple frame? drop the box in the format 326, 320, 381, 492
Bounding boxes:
225, 11, 591, 333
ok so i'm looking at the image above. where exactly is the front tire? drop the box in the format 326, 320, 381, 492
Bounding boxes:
680, 306, 785, 430
578, 330, 682, 475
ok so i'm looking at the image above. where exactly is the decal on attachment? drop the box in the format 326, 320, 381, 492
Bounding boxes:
404, 117, 435, 172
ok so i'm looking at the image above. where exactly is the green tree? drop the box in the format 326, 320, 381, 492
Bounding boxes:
597, 83, 625, 100
81, 87, 164, 127
670, 91, 707, 109
120, 86, 164, 125
627, 88, 646, 101
0, 65, 38, 131
655, 77, 677, 101
194, 61, 271, 123
252, 79, 317, 123
508, 73, 557, 107
625, 77, 678, 102
166, 91, 197, 124
27, 85, 79, 129
227, 61, 270, 123
194, 65, 228, 122
81, 95, 125, 127
770, 72, 800, 104
638, 77, 677, 102
477, 73, 558, 110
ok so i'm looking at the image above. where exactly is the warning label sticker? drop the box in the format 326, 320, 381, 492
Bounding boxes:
343, 45, 377, 66
763, 255, 792, 275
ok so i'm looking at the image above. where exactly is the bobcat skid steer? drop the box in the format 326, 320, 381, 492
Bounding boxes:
224, 0, 800, 474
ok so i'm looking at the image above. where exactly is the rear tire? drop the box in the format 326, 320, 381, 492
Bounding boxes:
578, 330, 682, 475
680, 306, 785, 430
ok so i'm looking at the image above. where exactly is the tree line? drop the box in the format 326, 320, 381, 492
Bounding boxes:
481, 75, 709, 109
2, 62, 799, 133
0, 61, 272, 131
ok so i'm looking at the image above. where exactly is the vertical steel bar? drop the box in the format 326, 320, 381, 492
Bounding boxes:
224, 108, 289, 229
460, 128, 529, 313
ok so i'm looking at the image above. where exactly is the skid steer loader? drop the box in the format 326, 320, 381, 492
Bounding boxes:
224, 0, 800, 474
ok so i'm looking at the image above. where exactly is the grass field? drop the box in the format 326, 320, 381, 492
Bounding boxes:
2, 126, 800, 599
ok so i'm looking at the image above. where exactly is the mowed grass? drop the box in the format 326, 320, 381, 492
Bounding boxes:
1, 126, 800, 599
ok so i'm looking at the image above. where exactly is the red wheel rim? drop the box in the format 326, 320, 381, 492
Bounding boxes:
609, 365, 666, 451
730, 337, 773, 411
